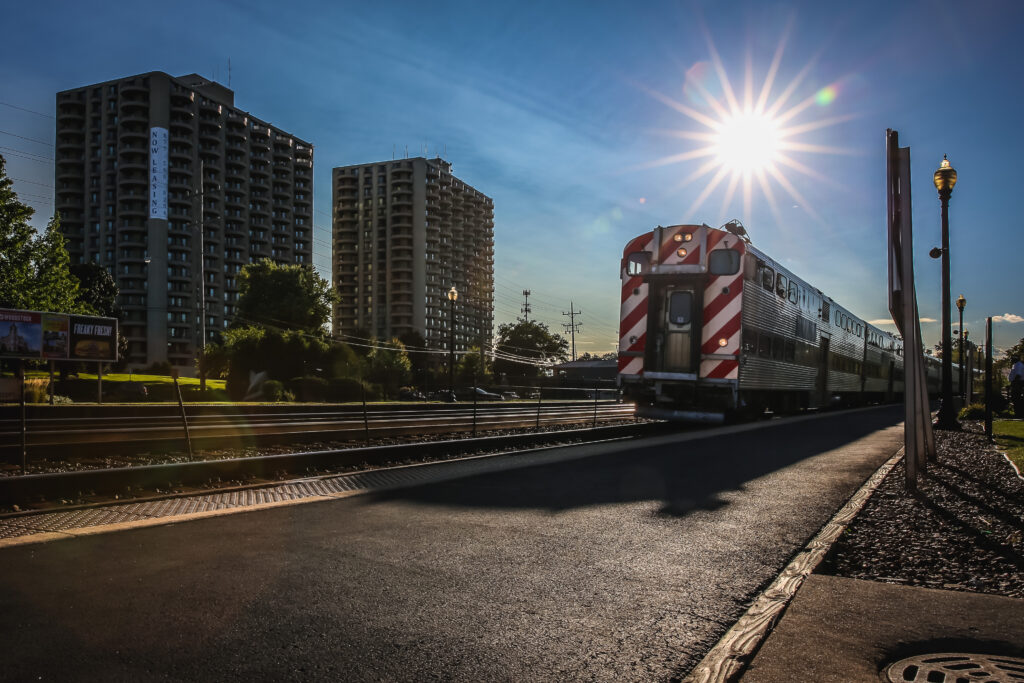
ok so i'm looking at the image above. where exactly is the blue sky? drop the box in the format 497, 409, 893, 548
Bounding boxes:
2, 0, 1021, 355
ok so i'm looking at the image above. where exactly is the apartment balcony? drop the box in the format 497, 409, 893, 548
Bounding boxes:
199, 99, 221, 116
57, 105, 84, 126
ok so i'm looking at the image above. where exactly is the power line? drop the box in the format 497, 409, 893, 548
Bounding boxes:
0, 146, 54, 164
12, 176, 54, 189
0, 129, 53, 147
0, 101, 54, 119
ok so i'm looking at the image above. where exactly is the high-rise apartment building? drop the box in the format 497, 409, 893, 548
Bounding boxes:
54, 72, 313, 368
332, 158, 493, 355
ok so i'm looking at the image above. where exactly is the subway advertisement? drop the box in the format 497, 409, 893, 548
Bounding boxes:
0, 308, 117, 361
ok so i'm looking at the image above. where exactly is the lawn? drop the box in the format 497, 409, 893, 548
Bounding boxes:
73, 373, 227, 390
993, 420, 1024, 472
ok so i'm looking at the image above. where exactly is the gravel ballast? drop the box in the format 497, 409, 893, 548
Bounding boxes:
822, 422, 1024, 599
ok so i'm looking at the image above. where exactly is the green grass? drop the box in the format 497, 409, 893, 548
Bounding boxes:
993, 420, 1024, 471
74, 373, 226, 390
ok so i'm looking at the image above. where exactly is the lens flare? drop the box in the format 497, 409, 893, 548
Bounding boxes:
815, 85, 837, 106
713, 112, 781, 173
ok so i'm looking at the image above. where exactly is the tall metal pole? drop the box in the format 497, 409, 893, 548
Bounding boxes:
198, 158, 206, 392
984, 317, 993, 441
448, 290, 456, 395
934, 155, 957, 429
958, 308, 964, 399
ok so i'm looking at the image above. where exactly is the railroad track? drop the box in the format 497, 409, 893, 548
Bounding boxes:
0, 420, 668, 507
0, 401, 635, 459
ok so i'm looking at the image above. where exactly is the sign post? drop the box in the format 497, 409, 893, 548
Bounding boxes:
887, 129, 936, 490
170, 369, 193, 461
18, 360, 26, 475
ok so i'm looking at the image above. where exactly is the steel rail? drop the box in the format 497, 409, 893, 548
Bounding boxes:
0, 421, 665, 506
0, 403, 635, 460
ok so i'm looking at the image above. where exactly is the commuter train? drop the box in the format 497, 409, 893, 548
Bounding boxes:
617, 222, 958, 422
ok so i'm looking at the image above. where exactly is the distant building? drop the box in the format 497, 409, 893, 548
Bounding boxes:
54, 72, 314, 368
332, 157, 494, 355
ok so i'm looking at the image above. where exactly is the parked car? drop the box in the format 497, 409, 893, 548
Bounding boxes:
472, 387, 503, 401
398, 388, 426, 401
500, 391, 519, 400
429, 390, 457, 403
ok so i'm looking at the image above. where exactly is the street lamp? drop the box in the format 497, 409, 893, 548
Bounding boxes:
933, 154, 958, 429
448, 286, 458, 394
956, 294, 966, 400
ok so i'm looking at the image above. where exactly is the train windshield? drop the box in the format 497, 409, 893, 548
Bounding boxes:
709, 250, 740, 275
668, 291, 693, 324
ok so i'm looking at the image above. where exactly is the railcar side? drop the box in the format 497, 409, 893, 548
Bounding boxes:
617, 223, 956, 422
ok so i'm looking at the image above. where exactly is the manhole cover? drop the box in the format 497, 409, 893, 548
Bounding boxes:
885, 653, 1024, 683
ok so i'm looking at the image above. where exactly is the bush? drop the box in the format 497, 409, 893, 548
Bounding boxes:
23, 379, 50, 403
959, 402, 985, 420
180, 387, 230, 402
327, 377, 374, 402
262, 380, 288, 402
287, 376, 329, 402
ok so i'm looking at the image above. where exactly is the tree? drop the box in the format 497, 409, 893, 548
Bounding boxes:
71, 262, 120, 318
493, 320, 569, 380
234, 259, 338, 334
367, 338, 412, 398
0, 156, 83, 312
455, 344, 492, 386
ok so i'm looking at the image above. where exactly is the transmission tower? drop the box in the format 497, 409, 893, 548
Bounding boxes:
562, 301, 582, 361
521, 289, 532, 321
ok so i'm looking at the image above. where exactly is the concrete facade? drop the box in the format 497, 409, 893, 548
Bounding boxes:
332, 157, 494, 355
54, 72, 313, 368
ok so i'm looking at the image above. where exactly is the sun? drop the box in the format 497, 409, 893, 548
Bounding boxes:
713, 111, 782, 173
637, 23, 856, 226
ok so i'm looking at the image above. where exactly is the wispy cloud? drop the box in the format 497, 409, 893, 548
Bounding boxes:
867, 318, 894, 325
993, 313, 1024, 323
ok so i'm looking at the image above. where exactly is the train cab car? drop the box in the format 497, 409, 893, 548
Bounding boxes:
618, 223, 911, 422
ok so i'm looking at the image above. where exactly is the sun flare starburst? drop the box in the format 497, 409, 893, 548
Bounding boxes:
640, 25, 857, 227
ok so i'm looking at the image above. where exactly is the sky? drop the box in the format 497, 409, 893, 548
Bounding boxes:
1, 0, 1022, 356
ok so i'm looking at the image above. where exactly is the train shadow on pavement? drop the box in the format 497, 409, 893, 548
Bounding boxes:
367, 405, 904, 517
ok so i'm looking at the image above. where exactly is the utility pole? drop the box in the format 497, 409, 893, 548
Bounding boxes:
562, 301, 582, 361
521, 290, 531, 322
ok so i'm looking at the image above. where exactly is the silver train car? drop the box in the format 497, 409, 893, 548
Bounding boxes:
617, 223, 957, 422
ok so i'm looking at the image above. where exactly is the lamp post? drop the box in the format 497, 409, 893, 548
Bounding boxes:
448, 286, 458, 395
933, 154, 958, 429
963, 329, 970, 401
956, 294, 966, 401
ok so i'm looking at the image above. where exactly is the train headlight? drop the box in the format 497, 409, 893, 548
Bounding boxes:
673, 233, 683, 242
677, 248, 687, 257
718, 337, 728, 347
684, 233, 693, 242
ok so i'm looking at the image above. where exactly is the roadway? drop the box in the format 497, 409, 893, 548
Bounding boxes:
0, 405, 904, 681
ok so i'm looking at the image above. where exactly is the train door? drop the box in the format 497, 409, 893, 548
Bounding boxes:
816, 336, 830, 406
661, 286, 696, 373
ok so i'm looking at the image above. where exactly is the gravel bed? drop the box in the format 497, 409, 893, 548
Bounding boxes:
821, 422, 1024, 599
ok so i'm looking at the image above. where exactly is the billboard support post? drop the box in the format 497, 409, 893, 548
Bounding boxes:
48, 360, 54, 406
19, 360, 26, 476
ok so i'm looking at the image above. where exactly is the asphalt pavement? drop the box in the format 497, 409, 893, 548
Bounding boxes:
0, 406, 904, 682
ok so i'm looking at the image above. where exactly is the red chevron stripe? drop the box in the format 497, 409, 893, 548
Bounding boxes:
702, 275, 741, 324
627, 332, 646, 353
705, 359, 738, 379
621, 275, 643, 303
619, 299, 648, 339
701, 311, 741, 354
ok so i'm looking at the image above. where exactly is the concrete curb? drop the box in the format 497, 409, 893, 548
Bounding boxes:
683, 444, 906, 682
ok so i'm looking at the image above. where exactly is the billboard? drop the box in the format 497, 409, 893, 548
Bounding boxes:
149, 126, 168, 219
0, 309, 117, 361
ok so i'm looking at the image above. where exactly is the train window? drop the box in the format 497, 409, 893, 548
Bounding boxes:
744, 256, 758, 281
668, 291, 693, 324
821, 300, 830, 321
626, 252, 647, 276
709, 249, 740, 275
742, 328, 757, 354
761, 265, 774, 291
758, 333, 771, 358
776, 274, 787, 297
785, 340, 796, 362
788, 281, 798, 304
772, 335, 785, 361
